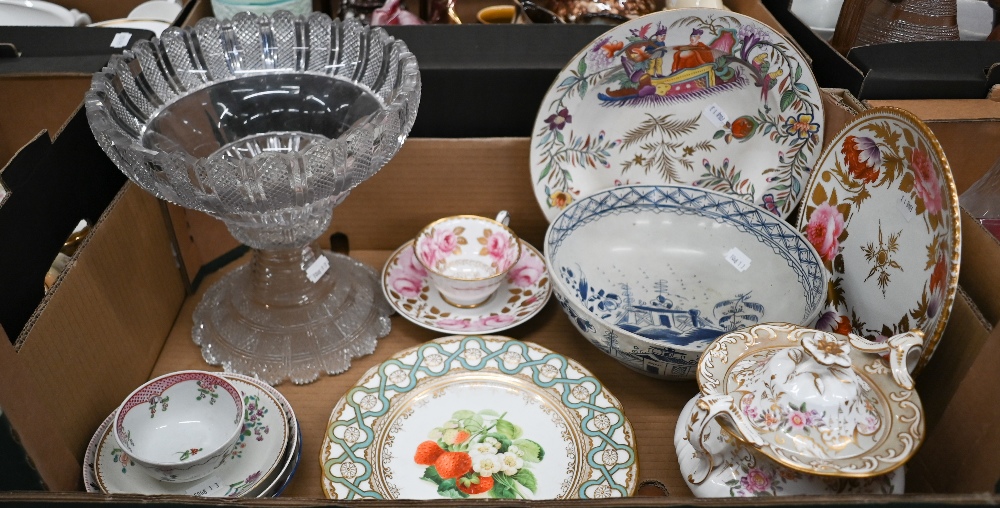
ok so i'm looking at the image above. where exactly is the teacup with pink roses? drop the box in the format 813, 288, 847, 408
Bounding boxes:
414, 212, 521, 307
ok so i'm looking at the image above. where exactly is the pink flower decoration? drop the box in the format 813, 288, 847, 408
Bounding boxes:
370, 0, 426, 25
805, 202, 845, 262
433, 229, 460, 257
478, 314, 516, 327
508, 254, 545, 288
399, 248, 427, 279
389, 274, 423, 299
416, 238, 439, 268
740, 467, 772, 493
910, 147, 942, 215
787, 411, 809, 429
485, 232, 512, 261
435, 317, 473, 330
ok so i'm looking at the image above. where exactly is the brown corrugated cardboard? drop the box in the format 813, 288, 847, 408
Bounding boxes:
2, 90, 994, 502
1, 5, 1000, 505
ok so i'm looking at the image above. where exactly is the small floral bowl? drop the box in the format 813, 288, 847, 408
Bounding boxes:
113, 371, 244, 483
544, 185, 827, 380
414, 214, 521, 308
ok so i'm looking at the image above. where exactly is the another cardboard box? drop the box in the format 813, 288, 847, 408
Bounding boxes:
763, 0, 1000, 100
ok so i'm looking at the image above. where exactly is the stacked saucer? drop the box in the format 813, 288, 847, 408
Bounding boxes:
83, 373, 301, 497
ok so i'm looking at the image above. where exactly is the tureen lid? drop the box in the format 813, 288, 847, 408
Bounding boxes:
694, 323, 925, 478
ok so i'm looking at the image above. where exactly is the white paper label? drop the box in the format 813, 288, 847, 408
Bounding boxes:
0, 178, 8, 209
897, 194, 916, 222
704, 103, 730, 128
110, 33, 132, 48
306, 255, 330, 283
185, 477, 222, 496
724, 247, 752, 272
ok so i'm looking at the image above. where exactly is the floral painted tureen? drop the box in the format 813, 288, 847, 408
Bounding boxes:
679, 322, 925, 495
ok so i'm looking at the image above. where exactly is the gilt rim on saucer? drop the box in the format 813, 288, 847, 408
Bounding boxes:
381, 239, 552, 335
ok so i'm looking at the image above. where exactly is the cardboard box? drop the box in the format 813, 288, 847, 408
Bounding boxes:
0, 83, 998, 504
763, 0, 1000, 100
2, 5, 1000, 505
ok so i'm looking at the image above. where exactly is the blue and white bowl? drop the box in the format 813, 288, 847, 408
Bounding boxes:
544, 185, 827, 379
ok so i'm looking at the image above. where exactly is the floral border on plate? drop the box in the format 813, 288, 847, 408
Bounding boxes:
795, 106, 961, 374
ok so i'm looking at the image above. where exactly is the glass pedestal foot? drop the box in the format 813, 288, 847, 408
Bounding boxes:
192, 251, 391, 385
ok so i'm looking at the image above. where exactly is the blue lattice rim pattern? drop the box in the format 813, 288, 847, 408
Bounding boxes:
320, 335, 638, 500
546, 185, 827, 316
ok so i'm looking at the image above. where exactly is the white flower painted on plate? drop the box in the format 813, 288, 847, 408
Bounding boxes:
473, 453, 503, 476
500, 452, 524, 475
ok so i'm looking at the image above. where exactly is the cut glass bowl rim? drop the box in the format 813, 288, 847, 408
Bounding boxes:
84, 10, 420, 215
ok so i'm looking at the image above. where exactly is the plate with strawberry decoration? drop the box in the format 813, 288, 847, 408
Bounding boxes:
530, 8, 823, 221
381, 239, 552, 334
795, 106, 961, 375
320, 335, 638, 500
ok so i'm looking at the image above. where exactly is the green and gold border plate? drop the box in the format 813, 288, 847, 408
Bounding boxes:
320, 335, 638, 500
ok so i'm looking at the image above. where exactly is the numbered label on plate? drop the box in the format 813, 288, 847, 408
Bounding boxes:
725, 247, 752, 272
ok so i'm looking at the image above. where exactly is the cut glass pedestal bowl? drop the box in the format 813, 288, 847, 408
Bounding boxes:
85, 11, 420, 385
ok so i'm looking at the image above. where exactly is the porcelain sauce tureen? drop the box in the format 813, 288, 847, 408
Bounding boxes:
676, 322, 925, 496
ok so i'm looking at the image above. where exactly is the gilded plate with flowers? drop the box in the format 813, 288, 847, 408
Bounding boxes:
530, 8, 823, 221
795, 107, 960, 373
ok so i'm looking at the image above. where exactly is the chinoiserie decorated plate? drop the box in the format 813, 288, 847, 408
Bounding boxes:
89, 374, 293, 497
320, 335, 638, 500
382, 240, 552, 334
795, 107, 960, 374
530, 8, 824, 221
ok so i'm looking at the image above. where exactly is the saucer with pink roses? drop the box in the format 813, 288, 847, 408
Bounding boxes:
381, 239, 552, 334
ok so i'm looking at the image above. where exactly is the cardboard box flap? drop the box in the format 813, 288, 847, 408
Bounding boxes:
0, 108, 127, 341
764, 0, 1000, 101
763, 0, 865, 94
848, 42, 1000, 100
0, 27, 151, 60
911, 321, 1000, 494
0, 183, 186, 490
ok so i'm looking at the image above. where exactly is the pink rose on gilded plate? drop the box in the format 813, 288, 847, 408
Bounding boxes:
389, 274, 424, 299
389, 249, 426, 299
740, 468, 772, 494
911, 146, 942, 215
478, 314, 516, 328
805, 202, 845, 262
399, 247, 427, 279
435, 317, 473, 330
508, 254, 545, 288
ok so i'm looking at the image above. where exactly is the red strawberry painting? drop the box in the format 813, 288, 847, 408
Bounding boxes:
416, 409, 544, 499
414, 441, 444, 465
